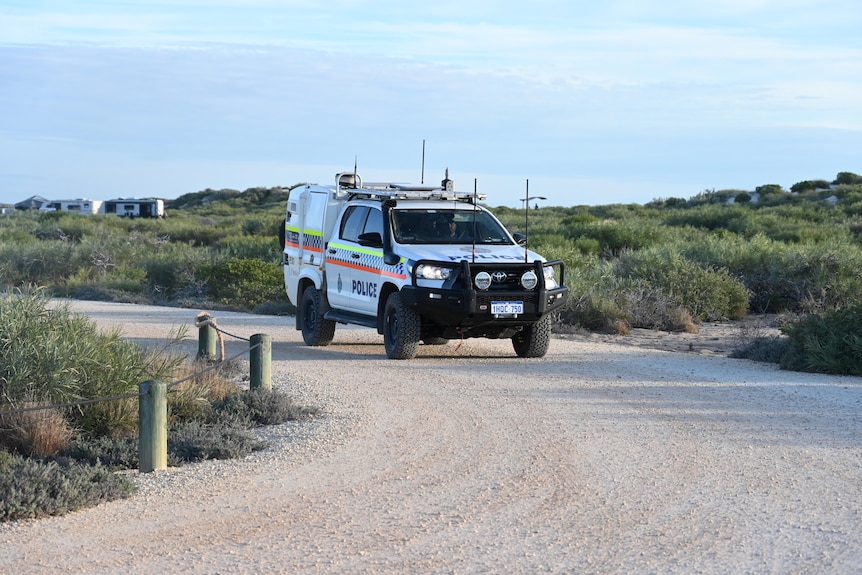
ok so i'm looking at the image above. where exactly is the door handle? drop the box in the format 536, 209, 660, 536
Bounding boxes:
351, 253, 361, 259
328, 249, 337, 254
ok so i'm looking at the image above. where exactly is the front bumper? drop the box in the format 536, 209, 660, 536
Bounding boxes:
400, 259, 569, 331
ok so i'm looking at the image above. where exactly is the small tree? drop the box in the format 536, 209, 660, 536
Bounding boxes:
834, 172, 862, 186
755, 184, 783, 195
791, 180, 832, 194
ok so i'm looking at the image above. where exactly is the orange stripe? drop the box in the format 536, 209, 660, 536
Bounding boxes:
328, 259, 405, 280
285, 242, 322, 253
381, 269, 406, 280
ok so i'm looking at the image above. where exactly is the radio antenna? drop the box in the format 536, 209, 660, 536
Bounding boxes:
472, 178, 478, 263
524, 178, 529, 263
421, 139, 425, 184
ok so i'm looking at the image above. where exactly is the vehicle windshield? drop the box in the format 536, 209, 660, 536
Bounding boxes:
391, 209, 513, 245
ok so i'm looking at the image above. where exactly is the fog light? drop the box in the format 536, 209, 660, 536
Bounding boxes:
475, 271, 492, 290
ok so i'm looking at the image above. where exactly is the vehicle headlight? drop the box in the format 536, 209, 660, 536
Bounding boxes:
475, 271, 492, 290
416, 264, 452, 280
520, 270, 538, 290
544, 266, 557, 289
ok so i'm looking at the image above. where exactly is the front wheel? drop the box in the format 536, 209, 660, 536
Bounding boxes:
300, 287, 336, 346
383, 292, 421, 359
512, 315, 551, 358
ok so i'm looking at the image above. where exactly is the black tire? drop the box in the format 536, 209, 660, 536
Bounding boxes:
300, 287, 335, 346
512, 315, 551, 358
422, 337, 449, 346
383, 292, 421, 359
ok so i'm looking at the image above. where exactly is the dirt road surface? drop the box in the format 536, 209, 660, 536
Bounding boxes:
2, 301, 862, 574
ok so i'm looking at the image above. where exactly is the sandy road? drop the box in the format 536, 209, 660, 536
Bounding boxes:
2, 301, 862, 574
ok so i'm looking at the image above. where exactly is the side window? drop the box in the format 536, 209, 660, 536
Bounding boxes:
364, 208, 383, 236
340, 206, 369, 243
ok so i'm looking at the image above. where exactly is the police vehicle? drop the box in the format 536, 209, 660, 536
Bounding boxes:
281, 170, 569, 359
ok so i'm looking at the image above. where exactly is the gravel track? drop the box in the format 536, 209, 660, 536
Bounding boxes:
2, 301, 862, 574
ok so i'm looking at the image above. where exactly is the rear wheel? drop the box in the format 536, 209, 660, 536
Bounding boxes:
512, 315, 551, 358
383, 292, 421, 359
300, 287, 335, 346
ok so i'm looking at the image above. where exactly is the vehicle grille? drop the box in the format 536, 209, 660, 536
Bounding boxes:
469, 266, 533, 291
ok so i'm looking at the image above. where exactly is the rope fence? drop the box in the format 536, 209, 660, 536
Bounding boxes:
0, 312, 272, 473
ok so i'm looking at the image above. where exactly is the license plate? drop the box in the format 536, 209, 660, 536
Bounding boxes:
491, 301, 523, 315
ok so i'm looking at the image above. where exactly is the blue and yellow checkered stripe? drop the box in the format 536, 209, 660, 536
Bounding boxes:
285, 226, 324, 253
327, 241, 405, 280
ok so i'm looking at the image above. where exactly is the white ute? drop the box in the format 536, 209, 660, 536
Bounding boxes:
280, 171, 569, 359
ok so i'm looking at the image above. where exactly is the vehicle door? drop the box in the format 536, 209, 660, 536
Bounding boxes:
325, 205, 383, 313
350, 207, 384, 314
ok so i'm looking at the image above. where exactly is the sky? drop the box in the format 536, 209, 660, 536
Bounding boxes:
1, 1, 860, 208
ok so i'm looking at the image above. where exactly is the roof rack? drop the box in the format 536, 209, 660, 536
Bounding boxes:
349, 188, 486, 202
335, 169, 486, 202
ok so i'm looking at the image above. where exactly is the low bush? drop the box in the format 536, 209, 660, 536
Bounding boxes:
211, 388, 319, 427
206, 257, 287, 309
65, 386, 310, 470
614, 249, 749, 321
3, 379, 316, 521
0, 452, 135, 522
614, 280, 697, 332
168, 420, 269, 461
779, 304, 862, 375
730, 337, 790, 364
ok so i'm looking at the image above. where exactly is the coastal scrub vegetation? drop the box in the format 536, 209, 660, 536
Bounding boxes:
0, 289, 316, 522
1, 172, 861, 369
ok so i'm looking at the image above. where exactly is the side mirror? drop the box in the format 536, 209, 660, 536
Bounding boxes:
513, 232, 527, 247
358, 232, 384, 248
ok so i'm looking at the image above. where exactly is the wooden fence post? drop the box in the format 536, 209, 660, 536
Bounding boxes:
139, 380, 167, 473
249, 334, 272, 390
197, 313, 217, 360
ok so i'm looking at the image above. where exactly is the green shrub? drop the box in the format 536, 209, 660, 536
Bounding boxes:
562, 218, 664, 257
664, 204, 753, 234
615, 249, 749, 321
780, 304, 862, 375
0, 241, 81, 286
560, 260, 702, 333
561, 292, 629, 333
168, 420, 269, 461
63, 435, 141, 469
730, 337, 790, 364
613, 279, 697, 332
211, 388, 319, 426
680, 234, 862, 313
143, 245, 213, 300
0, 289, 182, 440
65, 419, 270, 469
834, 172, 862, 185
216, 234, 280, 261
206, 257, 286, 309
0, 454, 135, 521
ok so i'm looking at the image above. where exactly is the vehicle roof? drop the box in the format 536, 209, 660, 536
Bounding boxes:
350, 197, 488, 211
